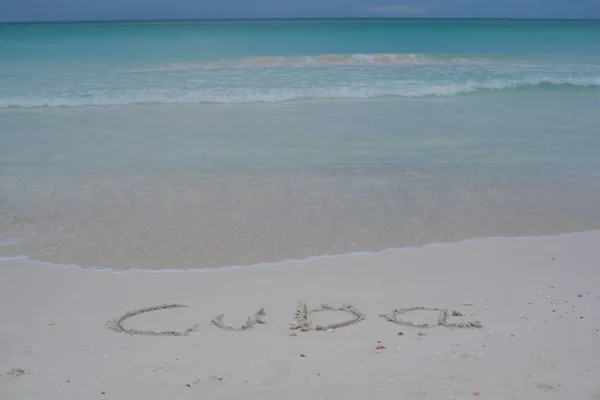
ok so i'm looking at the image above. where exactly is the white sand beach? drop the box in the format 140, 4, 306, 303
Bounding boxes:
1, 231, 600, 400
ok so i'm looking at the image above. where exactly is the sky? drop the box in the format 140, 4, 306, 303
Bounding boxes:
1, 0, 599, 22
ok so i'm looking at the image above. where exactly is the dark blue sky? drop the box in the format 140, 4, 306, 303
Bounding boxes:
1, 0, 599, 22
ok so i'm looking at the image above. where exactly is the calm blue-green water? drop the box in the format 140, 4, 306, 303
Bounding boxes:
1, 20, 600, 270
1, 19, 600, 106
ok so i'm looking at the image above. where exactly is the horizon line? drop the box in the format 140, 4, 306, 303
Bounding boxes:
2, 17, 600, 25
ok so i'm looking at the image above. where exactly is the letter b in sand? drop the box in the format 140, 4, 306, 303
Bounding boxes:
290, 302, 366, 332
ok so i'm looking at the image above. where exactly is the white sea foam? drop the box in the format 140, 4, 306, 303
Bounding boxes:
1, 76, 598, 109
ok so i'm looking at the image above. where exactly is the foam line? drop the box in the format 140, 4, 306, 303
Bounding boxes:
1, 230, 597, 274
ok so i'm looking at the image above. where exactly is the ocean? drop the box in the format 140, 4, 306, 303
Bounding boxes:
1, 19, 599, 270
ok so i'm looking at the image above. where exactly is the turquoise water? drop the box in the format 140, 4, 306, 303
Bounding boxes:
1, 20, 600, 270
1, 19, 600, 106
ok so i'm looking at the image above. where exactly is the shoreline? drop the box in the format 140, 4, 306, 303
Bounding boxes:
1, 229, 599, 273
2, 230, 600, 399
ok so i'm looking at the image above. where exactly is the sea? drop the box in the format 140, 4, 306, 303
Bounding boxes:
1, 19, 599, 271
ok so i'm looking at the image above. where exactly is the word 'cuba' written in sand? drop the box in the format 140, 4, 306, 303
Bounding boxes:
106, 303, 482, 337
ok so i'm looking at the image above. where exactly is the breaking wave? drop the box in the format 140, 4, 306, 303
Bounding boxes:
135, 53, 490, 71
1, 77, 599, 109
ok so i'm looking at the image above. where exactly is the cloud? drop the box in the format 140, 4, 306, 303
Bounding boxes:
366, 4, 427, 15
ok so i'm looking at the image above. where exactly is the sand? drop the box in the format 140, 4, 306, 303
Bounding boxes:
1, 231, 600, 399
